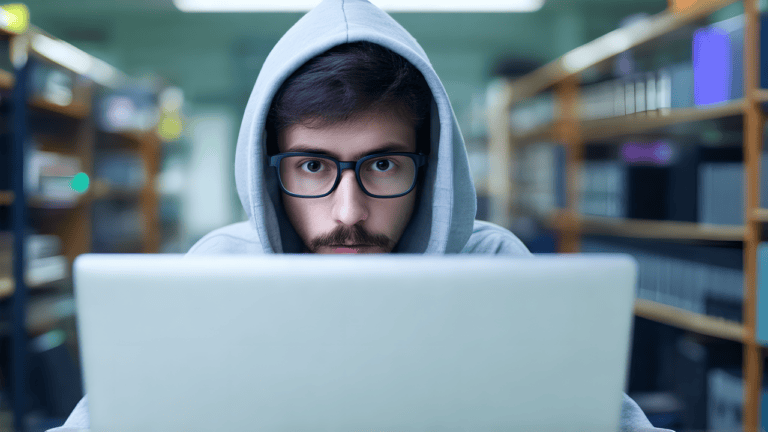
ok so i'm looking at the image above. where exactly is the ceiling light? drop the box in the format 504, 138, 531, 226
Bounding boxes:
31, 33, 128, 88
173, 0, 545, 13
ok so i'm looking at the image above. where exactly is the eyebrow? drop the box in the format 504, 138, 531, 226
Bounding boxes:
284, 143, 413, 160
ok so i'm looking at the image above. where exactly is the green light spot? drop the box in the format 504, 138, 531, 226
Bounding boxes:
71, 172, 89, 193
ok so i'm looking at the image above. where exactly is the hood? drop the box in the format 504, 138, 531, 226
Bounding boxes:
234, 0, 477, 254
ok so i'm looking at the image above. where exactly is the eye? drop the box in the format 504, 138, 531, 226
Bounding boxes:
300, 159, 326, 173
371, 158, 395, 172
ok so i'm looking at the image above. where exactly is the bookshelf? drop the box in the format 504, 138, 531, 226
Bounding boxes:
488, 0, 766, 430
94, 129, 162, 253
545, 213, 746, 242
501, 0, 742, 107
0, 22, 166, 430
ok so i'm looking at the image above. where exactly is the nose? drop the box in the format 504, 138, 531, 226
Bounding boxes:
331, 169, 368, 225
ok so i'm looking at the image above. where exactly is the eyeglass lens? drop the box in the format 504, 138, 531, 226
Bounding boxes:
279, 155, 417, 197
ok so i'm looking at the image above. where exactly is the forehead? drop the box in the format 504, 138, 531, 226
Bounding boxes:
278, 111, 416, 160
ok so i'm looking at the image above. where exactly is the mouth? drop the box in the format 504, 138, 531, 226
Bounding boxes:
329, 245, 371, 254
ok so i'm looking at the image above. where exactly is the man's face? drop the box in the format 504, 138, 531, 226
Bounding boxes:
278, 110, 419, 254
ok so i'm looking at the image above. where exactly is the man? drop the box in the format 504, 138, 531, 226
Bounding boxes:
52, 0, 672, 430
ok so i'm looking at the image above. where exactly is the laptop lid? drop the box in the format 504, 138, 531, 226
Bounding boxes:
74, 254, 636, 432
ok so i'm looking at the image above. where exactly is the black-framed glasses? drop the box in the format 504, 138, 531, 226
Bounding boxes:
268, 152, 427, 198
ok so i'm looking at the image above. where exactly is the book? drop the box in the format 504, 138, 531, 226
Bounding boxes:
0, 232, 62, 263
583, 237, 742, 318
707, 367, 768, 431
756, 242, 768, 344
25, 147, 82, 206
622, 141, 698, 222
28, 329, 83, 418
95, 150, 147, 191
693, 14, 744, 105
698, 152, 768, 225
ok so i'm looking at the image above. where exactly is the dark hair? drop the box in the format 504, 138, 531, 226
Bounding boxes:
266, 41, 432, 155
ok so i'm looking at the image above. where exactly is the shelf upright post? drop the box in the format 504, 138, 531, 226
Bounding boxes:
556, 76, 582, 253
141, 133, 161, 253
743, 0, 764, 430
487, 80, 514, 229
9, 34, 30, 432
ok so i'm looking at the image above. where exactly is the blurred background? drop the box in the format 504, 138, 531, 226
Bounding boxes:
1, 0, 766, 430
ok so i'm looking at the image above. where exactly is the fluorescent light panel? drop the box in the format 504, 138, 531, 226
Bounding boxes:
31, 33, 128, 88
173, 0, 545, 12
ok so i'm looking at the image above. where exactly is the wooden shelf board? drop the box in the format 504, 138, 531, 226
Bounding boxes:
507, 0, 740, 105
1, 191, 88, 209
0, 277, 11, 298
752, 208, 768, 222
92, 179, 142, 201
512, 122, 555, 145
582, 216, 744, 241
755, 89, 768, 103
0, 190, 12, 206
98, 129, 149, 148
29, 97, 90, 120
581, 101, 744, 142
755, 89, 768, 102
0, 277, 67, 301
26, 294, 76, 337
28, 196, 86, 209
634, 298, 744, 342
0, 68, 14, 90
549, 214, 745, 241
95, 189, 141, 201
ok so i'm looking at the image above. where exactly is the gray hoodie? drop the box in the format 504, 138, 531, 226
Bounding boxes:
51, 0, 673, 430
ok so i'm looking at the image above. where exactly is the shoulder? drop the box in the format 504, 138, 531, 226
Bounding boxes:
46, 395, 89, 431
186, 221, 266, 255
461, 220, 533, 256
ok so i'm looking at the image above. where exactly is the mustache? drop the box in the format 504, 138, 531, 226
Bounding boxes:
309, 224, 393, 251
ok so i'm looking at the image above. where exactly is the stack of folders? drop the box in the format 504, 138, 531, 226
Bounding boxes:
515, 13, 768, 129
579, 160, 626, 218
0, 232, 68, 296
30, 61, 76, 107
580, 12, 768, 119
96, 87, 159, 133
693, 14, 745, 105
26, 145, 83, 207
508, 92, 555, 137
575, 143, 699, 222
755, 243, 768, 344
569, 147, 768, 225
694, 12, 768, 104
582, 238, 743, 321
579, 63, 693, 120
707, 368, 768, 432
516, 144, 566, 215
698, 152, 768, 225
94, 150, 147, 192
92, 201, 144, 252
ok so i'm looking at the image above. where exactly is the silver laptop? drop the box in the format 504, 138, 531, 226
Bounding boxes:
73, 254, 637, 432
